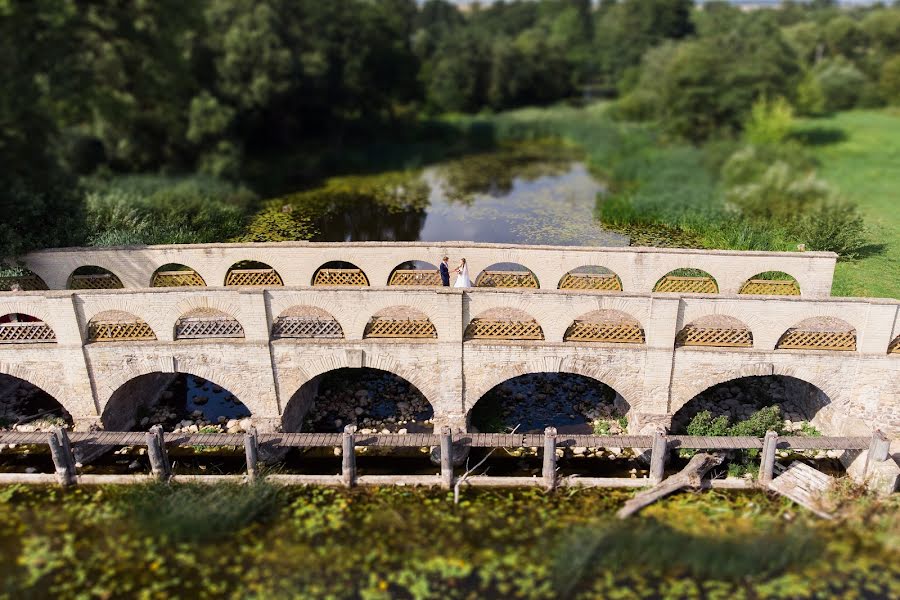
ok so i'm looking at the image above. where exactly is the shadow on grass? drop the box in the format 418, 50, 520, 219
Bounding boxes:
846, 243, 887, 260
790, 127, 848, 147
552, 518, 823, 598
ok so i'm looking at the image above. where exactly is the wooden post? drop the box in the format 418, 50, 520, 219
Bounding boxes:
542, 426, 558, 491
244, 427, 259, 482
439, 426, 453, 489
48, 428, 76, 486
341, 424, 356, 487
146, 424, 171, 481
649, 429, 667, 484
758, 430, 778, 486
865, 429, 891, 476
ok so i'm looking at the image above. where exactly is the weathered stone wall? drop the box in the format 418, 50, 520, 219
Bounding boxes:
0, 285, 896, 436
19, 241, 838, 297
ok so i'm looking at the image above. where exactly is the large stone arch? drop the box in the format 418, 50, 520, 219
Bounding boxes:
464, 356, 641, 416
0, 362, 76, 416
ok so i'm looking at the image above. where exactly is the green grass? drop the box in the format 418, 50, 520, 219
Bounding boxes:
793, 110, 900, 299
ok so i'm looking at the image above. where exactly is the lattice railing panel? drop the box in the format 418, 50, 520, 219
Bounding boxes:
0, 275, 48, 291
313, 268, 369, 287
739, 279, 800, 296
389, 270, 441, 286
777, 329, 856, 351
272, 317, 343, 339
476, 270, 539, 288
465, 319, 544, 341
889, 336, 900, 355
0, 322, 56, 344
558, 273, 622, 291
564, 322, 644, 344
88, 320, 156, 342
676, 326, 753, 348
654, 276, 718, 294
364, 318, 437, 339
70, 274, 124, 290
176, 317, 244, 339
153, 270, 205, 287
225, 269, 283, 287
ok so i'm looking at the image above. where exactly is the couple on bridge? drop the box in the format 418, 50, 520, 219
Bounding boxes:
440, 256, 472, 288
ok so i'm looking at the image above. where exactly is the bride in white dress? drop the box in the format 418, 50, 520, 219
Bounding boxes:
453, 258, 473, 288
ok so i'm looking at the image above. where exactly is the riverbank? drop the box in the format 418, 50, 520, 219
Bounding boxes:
0, 483, 896, 598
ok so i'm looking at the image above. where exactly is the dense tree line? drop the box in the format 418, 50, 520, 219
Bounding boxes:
3, 0, 900, 258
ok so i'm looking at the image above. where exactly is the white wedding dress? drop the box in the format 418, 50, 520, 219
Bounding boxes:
453, 264, 473, 288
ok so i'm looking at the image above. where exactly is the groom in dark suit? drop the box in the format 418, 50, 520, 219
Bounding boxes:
439, 256, 450, 286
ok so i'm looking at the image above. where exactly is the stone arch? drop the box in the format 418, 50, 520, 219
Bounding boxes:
776, 316, 857, 352
465, 307, 544, 341
558, 265, 623, 292
67, 265, 124, 290
312, 261, 369, 287
151, 263, 206, 287
387, 260, 441, 286
475, 262, 539, 289
224, 260, 283, 287
675, 315, 753, 348
281, 365, 437, 433
86, 310, 156, 342
739, 271, 800, 296
653, 268, 718, 294
465, 357, 640, 415
0, 312, 56, 343
0, 371, 74, 429
272, 305, 345, 339
364, 306, 437, 339
564, 309, 645, 344
0, 363, 75, 418
0, 300, 61, 336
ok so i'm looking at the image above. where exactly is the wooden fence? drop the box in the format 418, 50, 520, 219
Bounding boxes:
0, 428, 888, 491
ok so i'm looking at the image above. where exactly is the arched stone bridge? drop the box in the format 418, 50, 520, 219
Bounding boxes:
1, 276, 897, 437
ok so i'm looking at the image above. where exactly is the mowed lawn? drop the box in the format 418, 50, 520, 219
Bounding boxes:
795, 110, 900, 299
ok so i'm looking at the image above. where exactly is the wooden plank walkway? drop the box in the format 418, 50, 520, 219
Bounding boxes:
769, 462, 836, 519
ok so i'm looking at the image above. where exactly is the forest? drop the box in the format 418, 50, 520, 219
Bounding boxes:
2, 0, 900, 261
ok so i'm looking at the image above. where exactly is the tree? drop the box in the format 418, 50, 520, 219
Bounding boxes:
880, 55, 900, 105
815, 58, 868, 111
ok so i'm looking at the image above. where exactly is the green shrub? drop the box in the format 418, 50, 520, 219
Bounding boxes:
686, 411, 730, 437
745, 96, 795, 146
593, 420, 611, 435
815, 59, 868, 111
728, 406, 784, 437
790, 202, 868, 259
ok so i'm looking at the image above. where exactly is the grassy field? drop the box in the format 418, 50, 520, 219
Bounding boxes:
794, 110, 900, 299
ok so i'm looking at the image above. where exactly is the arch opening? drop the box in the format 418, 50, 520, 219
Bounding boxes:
558, 265, 622, 291
283, 368, 434, 434
475, 262, 539, 289
676, 315, 753, 349
87, 310, 156, 342
225, 261, 283, 287
653, 268, 718, 294
739, 271, 800, 296
68, 266, 124, 290
312, 261, 369, 287
889, 334, 900, 355
564, 309, 644, 344
0, 313, 56, 344
465, 308, 543, 341
102, 372, 251, 433
175, 308, 244, 340
272, 306, 343, 339
0, 266, 48, 291
776, 317, 856, 352
0, 373, 72, 433
364, 306, 437, 339
388, 260, 441, 286
151, 263, 206, 287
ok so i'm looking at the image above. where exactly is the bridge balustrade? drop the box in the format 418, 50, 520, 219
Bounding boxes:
0, 321, 56, 344
676, 326, 753, 348
558, 272, 622, 291
889, 335, 900, 355
175, 316, 244, 339
363, 317, 437, 339
777, 329, 857, 352
465, 318, 544, 340
152, 270, 206, 287
739, 279, 800, 296
69, 273, 123, 290
272, 316, 343, 339
0, 274, 48, 291
654, 275, 718, 294
475, 270, 539, 288
225, 268, 283, 287
563, 321, 645, 343
313, 268, 368, 287
388, 270, 441, 286
88, 320, 156, 342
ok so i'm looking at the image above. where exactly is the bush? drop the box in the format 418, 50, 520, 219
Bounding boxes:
744, 96, 794, 146
880, 55, 900, 105
728, 406, 784, 437
795, 72, 826, 116
815, 59, 868, 111
790, 202, 868, 259
686, 411, 730, 437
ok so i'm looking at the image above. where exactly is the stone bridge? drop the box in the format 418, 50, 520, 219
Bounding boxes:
1, 242, 897, 438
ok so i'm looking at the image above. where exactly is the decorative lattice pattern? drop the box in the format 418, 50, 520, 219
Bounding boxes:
777, 329, 856, 351
0, 322, 56, 343
558, 273, 622, 291
272, 317, 343, 339
739, 279, 800, 296
88, 320, 156, 342
153, 270, 205, 287
654, 276, 718, 294
889, 336, 900, 355
225, 269, 283, 287
564, 322, 644, 343
364, 318, 437, 338
176, 316, 244, 339
476, 270, 539, 288
313, 268, 369, 286
389, 270, 441, 286
676, 326, 753, 348
0, 275, 47, 291
465, 319, 544, 341
69, 273, 123, 290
